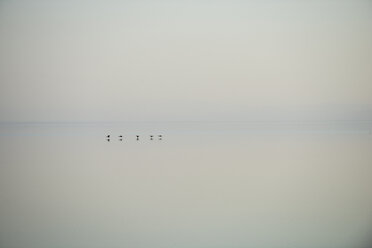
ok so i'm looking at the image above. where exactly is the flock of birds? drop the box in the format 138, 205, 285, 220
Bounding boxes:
106, 135, 162, 142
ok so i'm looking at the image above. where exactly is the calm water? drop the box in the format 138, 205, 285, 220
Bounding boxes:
1, 122, 372, 248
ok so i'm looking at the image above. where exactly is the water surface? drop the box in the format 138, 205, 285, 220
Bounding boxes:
1, 122, 372, 248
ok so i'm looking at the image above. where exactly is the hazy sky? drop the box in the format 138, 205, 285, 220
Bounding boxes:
0, 0, 371, 121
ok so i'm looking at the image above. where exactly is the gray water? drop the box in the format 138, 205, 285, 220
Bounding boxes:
1, 122, 372, 248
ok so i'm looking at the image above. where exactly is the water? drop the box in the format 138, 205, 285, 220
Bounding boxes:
1, 122, 372, 248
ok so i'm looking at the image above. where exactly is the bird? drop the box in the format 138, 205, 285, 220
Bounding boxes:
136, 135, 139, 141
119, 135, 123, 141
158, 135, 162, 140
150, 135, 153, 140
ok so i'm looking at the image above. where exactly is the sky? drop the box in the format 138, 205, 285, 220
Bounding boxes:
0, 0, 371, 121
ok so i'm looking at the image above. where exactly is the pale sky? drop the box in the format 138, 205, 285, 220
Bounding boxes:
0, 0, 371, 121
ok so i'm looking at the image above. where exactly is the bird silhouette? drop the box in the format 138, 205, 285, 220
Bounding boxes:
136, 135, 139, 141
119, 135, 123, 141
150, 135, 153, 140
